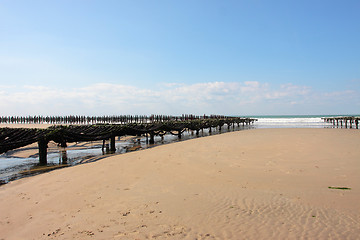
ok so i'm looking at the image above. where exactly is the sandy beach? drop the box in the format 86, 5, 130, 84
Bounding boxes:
0, 128, 359, 239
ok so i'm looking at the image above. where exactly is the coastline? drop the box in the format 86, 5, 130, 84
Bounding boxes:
0, 128, 359, 239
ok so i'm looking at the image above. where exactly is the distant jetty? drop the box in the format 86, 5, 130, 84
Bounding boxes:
0, 115, 257, 164
322, 116, 359, 129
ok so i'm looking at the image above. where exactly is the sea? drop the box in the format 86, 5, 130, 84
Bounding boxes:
0, 115, 357, 184
249, 115, 340, 129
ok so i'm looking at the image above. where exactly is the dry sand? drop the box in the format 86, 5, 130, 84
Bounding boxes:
0, 128, 359, 239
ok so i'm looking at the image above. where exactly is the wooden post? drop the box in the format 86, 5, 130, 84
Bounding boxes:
105, 142, 109, 153
60, 141, 67, 148
38, 139, 48, 165
61, 149, 68, 164
149, 132, 155, 144
102, 139, 106, 153
110, 136, 116, 152
60, 140, 68, 163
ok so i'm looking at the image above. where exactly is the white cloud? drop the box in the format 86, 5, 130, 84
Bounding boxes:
322, 90, 355, 98
265, 84, 311, 100
0, 81, 358, 116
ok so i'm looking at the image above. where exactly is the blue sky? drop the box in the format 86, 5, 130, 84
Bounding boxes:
1, 0, 359, 116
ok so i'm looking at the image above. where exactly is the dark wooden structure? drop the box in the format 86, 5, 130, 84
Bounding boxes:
1, 116, 257, 164
322, 116, 360, 129
0, 114, 242, 125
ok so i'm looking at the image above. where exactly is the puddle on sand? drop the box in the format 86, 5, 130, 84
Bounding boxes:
0, 125, 254, 185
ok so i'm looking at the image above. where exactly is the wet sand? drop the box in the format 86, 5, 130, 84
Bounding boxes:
0, 128, 359, 239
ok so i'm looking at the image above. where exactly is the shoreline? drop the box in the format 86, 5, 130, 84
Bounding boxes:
0, 128, 359, 239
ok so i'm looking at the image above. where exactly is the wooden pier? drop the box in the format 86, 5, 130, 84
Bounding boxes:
322, 116, 360, 129
0, 114, 237, 125
0, 115, 257, 164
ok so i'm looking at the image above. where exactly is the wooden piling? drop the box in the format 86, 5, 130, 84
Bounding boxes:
61, 149, 68, 164
322, 116, 360, 129
110, 136, 116, 152
38, 139, 48, 165
149, 132, 155, 144
102, 140, 106, 152
60, 141, 67, 148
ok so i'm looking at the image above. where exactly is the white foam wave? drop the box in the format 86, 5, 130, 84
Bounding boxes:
254, 117, 326, 128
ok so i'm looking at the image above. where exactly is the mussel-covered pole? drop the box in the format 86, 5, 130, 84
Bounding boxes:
149, 132, 155, 144
110, 136, 116, 152
61, 149, 68, 164
38, 139, 48, 165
